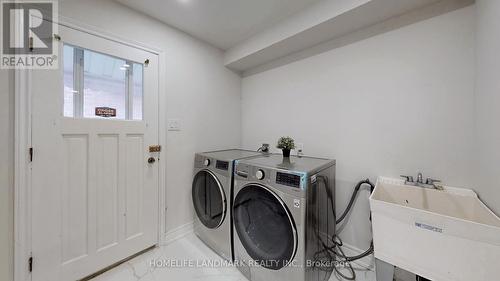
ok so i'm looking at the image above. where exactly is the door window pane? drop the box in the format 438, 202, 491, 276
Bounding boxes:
62, 44, 144, 120
63, 45, 74, 117
83, 50, 127, 119
132, 63, 143, 120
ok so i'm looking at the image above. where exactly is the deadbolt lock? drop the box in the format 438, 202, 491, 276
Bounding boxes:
148, 157, 156, 164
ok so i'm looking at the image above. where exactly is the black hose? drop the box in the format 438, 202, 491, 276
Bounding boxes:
336, 179, 374, 224
345, 241, 374, 262
316, 176, 375, 281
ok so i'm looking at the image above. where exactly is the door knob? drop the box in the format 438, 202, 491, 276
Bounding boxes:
148, 157, 156, 164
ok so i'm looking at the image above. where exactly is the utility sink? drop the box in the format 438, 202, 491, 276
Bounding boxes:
369, 177, 500, 281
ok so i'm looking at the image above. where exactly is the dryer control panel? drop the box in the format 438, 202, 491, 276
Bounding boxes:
276, 172, 301, 188
216, 160, 229, 171
235, 162, 306, 190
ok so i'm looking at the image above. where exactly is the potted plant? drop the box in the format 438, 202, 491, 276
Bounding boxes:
277, 136, 295, 158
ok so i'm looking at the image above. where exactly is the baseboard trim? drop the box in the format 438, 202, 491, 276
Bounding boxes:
162, 222, 194, 246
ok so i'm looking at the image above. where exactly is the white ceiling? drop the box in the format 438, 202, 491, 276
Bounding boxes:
115, 0, 324, 50
115, 0, 473, 74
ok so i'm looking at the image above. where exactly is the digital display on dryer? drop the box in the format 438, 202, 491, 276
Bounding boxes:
216, 160, 229, 171
276, 172, 301, 188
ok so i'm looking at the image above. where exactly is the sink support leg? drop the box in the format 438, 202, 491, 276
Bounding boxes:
375, 258, 395, 281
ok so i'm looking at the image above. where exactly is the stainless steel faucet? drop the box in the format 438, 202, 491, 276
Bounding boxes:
400, 173, 443, 190
416, 172, 423, 184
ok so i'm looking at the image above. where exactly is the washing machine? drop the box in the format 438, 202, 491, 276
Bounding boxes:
192, 149, 264, 261
232, 154, 336, 281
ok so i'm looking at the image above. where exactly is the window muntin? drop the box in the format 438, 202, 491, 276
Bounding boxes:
63, 45, 75, 117
132, 63, 143, 120
63, 44, 144, 120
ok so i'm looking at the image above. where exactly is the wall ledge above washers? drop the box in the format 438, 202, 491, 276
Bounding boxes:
224, 0, 475, 76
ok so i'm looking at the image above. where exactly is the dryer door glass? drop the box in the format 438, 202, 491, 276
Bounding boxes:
192, 170, 226, 229
233, 185, 296, 270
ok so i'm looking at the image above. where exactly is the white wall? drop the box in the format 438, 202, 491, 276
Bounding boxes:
0, 69, 14, 281
241, 6, 476, 252
475, 0, 500, 216
57, 0, 242, 232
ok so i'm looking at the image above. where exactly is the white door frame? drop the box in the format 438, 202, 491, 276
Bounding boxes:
14, 16, 168, 281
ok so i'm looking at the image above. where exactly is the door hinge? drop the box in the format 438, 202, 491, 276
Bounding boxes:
28, 256, 33, 272
29, 147, 33, 162
29, 37, 34, 52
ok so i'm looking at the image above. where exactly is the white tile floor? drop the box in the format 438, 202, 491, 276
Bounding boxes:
89, 233, 376, 281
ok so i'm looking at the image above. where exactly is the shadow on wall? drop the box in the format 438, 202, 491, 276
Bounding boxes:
474, 0, 500, 217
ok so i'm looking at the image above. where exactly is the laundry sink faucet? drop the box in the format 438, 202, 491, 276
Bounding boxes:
401, 173, 443, 190
416, 172, 423, 184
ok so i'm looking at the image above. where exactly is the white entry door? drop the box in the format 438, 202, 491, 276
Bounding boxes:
31, 24, 160, 281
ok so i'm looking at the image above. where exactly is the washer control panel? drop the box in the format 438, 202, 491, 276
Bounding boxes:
203, 159, 211, 166
276, 172, 302, 188
255, 169, 265, 180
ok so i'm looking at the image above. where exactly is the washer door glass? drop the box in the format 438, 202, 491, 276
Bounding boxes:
192, 170, 226, 229
233, 185, 296, 270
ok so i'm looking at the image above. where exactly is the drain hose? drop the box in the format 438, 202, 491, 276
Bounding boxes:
317, 176, 375, 281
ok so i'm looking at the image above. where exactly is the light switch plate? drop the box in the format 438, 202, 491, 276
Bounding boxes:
167, 119, 181, 131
